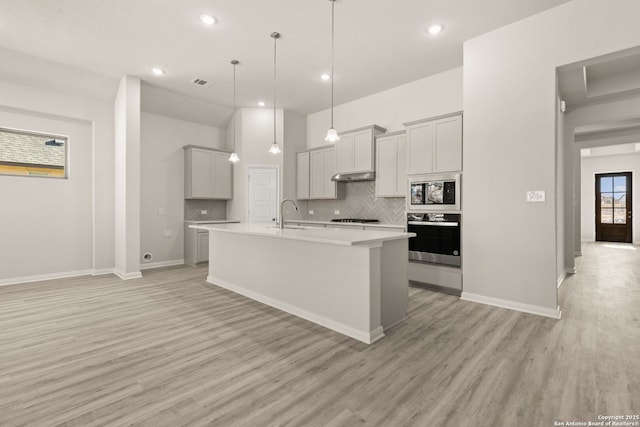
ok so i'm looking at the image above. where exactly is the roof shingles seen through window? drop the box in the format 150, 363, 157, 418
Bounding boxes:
0, 130, 65, 167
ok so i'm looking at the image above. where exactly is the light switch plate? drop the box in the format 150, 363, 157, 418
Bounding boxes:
334, 210, 340, 215
158, 208, 165, 215
201, 210, 207, 215
309, 210, 314, 215
164, 229, 173, 237
526, 191, 546, 202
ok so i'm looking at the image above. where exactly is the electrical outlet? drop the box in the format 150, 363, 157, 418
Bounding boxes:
164, 229, 173, 237
309, 210, 314, 215
201, 210, 208, 215
526, 191, 546, 202
334, 210, 340, 215
158, 208, 165, 215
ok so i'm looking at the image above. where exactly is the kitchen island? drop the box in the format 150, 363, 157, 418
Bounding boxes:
190, 223, 415, 344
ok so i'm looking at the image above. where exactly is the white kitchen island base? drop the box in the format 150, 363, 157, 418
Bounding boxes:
194, 224, 413, 344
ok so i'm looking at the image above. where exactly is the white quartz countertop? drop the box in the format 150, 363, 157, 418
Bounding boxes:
184, 220, 241, 224
285, 220, 405, 229
190, 223, 415, 246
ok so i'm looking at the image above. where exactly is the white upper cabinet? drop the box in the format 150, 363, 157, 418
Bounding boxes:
405, 113, 462, 175
309, 147, 337, 199
375, 131, 406, 198
184, 146, 233, 199
212, 151, 233, 199
297, 151, 310, 200
335, 125, 386, 174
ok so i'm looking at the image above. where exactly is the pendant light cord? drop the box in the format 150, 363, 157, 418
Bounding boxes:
273, 33, 278, 143
233, 61, 237, 151
330, 0, 335, 128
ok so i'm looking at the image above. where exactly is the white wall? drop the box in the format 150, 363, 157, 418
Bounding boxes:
580, 152, 640, 243
283, 110, 307, 219
0, 80, 114, 283
140, 112, 226, 265
556, 96, 565, 282
306, 67, 462, 149
0, 110, 92, 281
462, 0, 640, 314
114, 75, 141, 279
227, 108, 284, 222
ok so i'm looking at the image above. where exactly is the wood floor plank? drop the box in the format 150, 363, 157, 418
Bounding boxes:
0, 243, 638, 426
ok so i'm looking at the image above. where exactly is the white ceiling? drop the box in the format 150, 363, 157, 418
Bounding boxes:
0, 0, 572, 123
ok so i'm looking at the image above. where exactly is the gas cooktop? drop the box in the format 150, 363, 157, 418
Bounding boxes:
330, 218, 380, 223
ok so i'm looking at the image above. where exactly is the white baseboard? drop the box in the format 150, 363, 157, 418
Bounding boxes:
92, 268, 115, 276
0, 269, 93, 287
207, 275, 385, 344
114, 269, 143, 280
140, 259, 184, 271
461, 292, 562, 320
556, 272, 567, 289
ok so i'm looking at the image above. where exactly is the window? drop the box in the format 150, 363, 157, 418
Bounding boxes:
0, 127, 67, 178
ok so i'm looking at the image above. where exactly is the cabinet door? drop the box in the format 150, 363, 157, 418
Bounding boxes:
375, 136, 397, 197
407, 122, 434, 175
190, 149, 214, 198
297, 152, 310, 200
335, 132, 353, 174
353, 129, 373, 172
309, 150, 325, 199
395, 135, 407, 196
212, 151, 233, 199
433, 115, 462, 173
323, 147, 337, 198
196, 231, 209, 263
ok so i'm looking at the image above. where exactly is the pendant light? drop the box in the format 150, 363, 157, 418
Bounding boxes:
228, 59, 240, 163
324, 0, 339, 143
268, 32, 282, 154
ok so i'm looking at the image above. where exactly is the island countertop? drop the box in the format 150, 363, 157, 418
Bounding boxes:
190, 223, 415, 246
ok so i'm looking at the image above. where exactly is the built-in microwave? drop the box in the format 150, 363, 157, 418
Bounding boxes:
407, 173, 460, 212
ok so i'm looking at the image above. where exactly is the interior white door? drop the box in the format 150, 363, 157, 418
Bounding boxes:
248, 167, 278, 224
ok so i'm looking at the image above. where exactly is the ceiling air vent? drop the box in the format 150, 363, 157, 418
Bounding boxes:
190, 78, 213, 88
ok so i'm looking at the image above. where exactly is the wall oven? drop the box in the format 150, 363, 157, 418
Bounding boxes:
408, 173, 460, 212
407, 213, 461, 267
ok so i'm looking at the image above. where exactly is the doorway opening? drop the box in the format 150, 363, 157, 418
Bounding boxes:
595, 172, 633, 243
247, 166, 279, 224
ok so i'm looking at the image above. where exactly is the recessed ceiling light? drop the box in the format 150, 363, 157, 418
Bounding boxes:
151, 68, 165, 76
320, 73, 331, 81
257, 101, 266, 107
427, 24, 444, 35
199, 14, 216, 26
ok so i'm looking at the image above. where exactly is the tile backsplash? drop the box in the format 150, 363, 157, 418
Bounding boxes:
185, 199, 227, 221
305, 181, 405, 225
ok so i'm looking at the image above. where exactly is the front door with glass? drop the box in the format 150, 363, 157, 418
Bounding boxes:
595, 172, 633, 243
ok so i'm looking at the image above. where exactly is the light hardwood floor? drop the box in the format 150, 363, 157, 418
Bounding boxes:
0, 242, 638, 426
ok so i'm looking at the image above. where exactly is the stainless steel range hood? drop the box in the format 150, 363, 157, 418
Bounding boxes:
331, 172, 375, 182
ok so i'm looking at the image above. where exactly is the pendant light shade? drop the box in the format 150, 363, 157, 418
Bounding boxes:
325, 0, 340, 143
229, 59, 240, 163
269, 32, 282, 155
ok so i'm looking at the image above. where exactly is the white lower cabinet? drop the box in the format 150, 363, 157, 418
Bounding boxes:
196, 231, 209, 263
185, 226, 210, 266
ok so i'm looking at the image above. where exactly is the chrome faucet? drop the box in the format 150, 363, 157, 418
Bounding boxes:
279, 198, 299, 229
